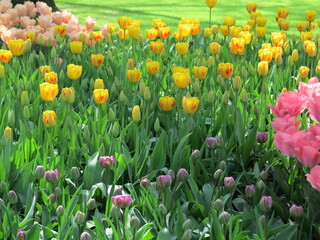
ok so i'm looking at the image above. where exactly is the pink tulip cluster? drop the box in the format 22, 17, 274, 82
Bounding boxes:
270, 77, 320, 192
0, 0, 111, 46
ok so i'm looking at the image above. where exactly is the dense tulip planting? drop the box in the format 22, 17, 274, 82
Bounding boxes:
1, 0, 320, 239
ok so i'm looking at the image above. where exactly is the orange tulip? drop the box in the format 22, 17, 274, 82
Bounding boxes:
258, 49, 273, 62
146, 28, 158, 40
0, 50, 12, 63
229, 38, 245, 55
206, 0, 217, 8
158, 27, 171, 39
300, 66, 310, 78
305, 10, 317, 22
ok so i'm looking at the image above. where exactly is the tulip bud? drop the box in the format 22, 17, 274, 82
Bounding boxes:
217, 75, 225, 87
287, 55, 294, 67
194, 79, 201, 94
119, 90, 126, 103
213, 198, 224, 211
290, 204, 304, 219
99, 156, 115, 168
102, 218, 109, 228
224, 176, 235, 189
259, 196, 272, 212
214, 169, 223, 179
219, 161, 227, 170
75, 211, 86, 225
222, 91, 229, 105
17, 229, 27, 240
245, 185, 256, 198
0, 181, 6, 193
70, 167, 80, 180
127, 58, 135, 69
177, 168, 189, 182
292, 49, 299, 62
4, 126, 12, 139
108, 108, 116, 122
232, 76, 242, 91
23, 106, 30, 120
113, 187, 122, 196
156, 175, 172, 192
207, 56, 215, 67
144, 87, 151, 101
240, 89, 248, 103
132, 105, 141, 122
219, 211, 230, 224
154, 118, 160, 133
259, 215, 266, 226
8, 109, 15, 126
86, 198, 96, 210
56, 205, 65, 217
139, 178, 150, 188
256, 132, 268, 143
112, 121, 120, 138
260, 170, 268, 181
21, 91, 29, 106
0, 64, 4, 79
0, 198, 4, 211
160, 204, 167, 215
241, 66, 248, 79
8, 190, 18, 204
130, 216, 140, 229
35, 165, 45, 180
191, 149, 200, 159
167, 169, 175, 181
182, 219, 192, 231
110, 206, 120, 219
80, 232, 92, 240
275, 54, 283, 65
182, 229, 192, 240
54, 187, 62, 198
257, 179, 266, 190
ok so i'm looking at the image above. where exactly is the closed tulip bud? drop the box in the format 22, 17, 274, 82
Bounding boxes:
160, 203, 167, 215
0, 181, 6, 193
224, 176, 235, 188
112, 121, 120, 138
19, 91, 29, 106
75, 211, 86, 225
0, 64, 4, 79
35, 165, 45, 179
80, 232, 92, 240
287, 56, 294, 67
144, 87, 151, 101
110, 206, 120, 219
99, 156, 115, 168
61, 87, 75, 104
222, 91, 229, 105
207, 56, 215, 67
154, 118, 160, 133
240, 89, 248, 103
259, 196, 272, 212
0, 198, 4, 211
260, 170, 268, 181
261, 81, 267, 94
132, 105, 141, 122
292, 49, 299, 62
213, 199, 223, 211
70, 167, 80, 180
259, 215, 266, 226
94, 78, 104, 89
130, 216, 140, 229
177, 168, 189, 182
8, 190, 18, 204
256, 132, 268, 143
156, 175, 172, 192
232, 76, 242, 91
56, 205, 65, 217
207, 90, 215, 105
257, 179, 266, 190
182, 219, 192, 231
258, 61, 268, 76
219, 211, 230, 224
290, 204, 304, 219
16, 229, 27, 240
191, 149, 200, 159
108, 108, 116, 122
140, 178, 150, 188
4, 126, 12, 139
54, 187, 62, 198
275, 54, 282, 65
113, 187, 122, 196
214, 169, 223, 179
86, 198, 96, 210
8, 109, 15, 126
127, 58, 135, 69
194, 79, 201, 94
182, 229, 192, 240
245, 185, 256, 198
119, 90, 126, 103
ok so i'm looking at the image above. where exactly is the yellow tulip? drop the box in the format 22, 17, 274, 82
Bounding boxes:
146, 28, 158, 40
42, 110, 56, 128
296, 22, 308, 32
258, 49, 273, 63
94, 78, 105, 89
223, 16, 236, 26
220, 25, 229, 36
280, 21, 290, 31
246, 3, 257, 14
304, 41, 317, 57
159, 96, 175, 111
206, 0, 217, 8
190, 23, 201, 36
277, 8, 289, 19
132, 105, 141, 122
0, 64, 4, 79
193, 66, 208, 80
67, 64, 82, 80
242, 24, 252, 32
204, 28, 211, 38
292, 49, 299, 62
146, 61, 160, 75
106, 23, 116, 34
251, 12, 262, 20
91, 54, 104, 67
256, 17, 267, 26
39, 65, 51, 76
316, 60, 320, 75
211, 25, 219, 34
178, 24, 191, 38
175, 42, 189, 55
92, 31, 103, 41
93, 89, 109, 104
230, 26, 241, 38
4, 126, 12, 139
300, 31, 313, 42
128, 25, 141, 39
256, 27, 267, 38
305, 10, 317, 22
127, 69, 141, 83
61, 87, 75, 104
229, 38, 246, 55
258, 61, 269, 76
7, 39, 25, 56
300, 66, 310, 78
210, 42, 221, 55
182, 97, 200, 114
127, 58, 135, 69
70, 41, 83, 54
150, 41, 164, 55
158, 27, 171, 39
173, 71, 191, 88
118, 16, 132, 29
218, 63, 233, 78
54, 25, 67, 37
44, 71, 58, 84
152, 19, 166, 29
118, 28, 129, 39
39, 83, 58, 102
26, 32, 36, 42
0, 49, 12, 63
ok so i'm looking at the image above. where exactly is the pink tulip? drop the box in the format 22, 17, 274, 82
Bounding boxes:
37, 15, 52, 29
15, 4, 27, 16
269, 91, 307, 118
0, 1, 13, 13
85, 16, 96, 30
308, 95, 320, 122
62, 11, 73, 23
271, 115, 301, 132
112, 195, 132, 208
0, 13, 11, 26
68, 31, 80, 41
36, 2, 52, 15
20, 16, 36, 28
306, 165, 320, 192
24, 1, 35, 12
273, 131, 298, 157
7, 9, 18, 21
299, 78, 320, 99
69, 15, 79, 25
52, 12, 63, 25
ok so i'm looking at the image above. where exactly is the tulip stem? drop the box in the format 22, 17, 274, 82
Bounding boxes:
209, 8, 212, 27
122, 212, 126, 240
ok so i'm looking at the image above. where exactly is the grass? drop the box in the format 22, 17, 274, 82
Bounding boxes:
55, 0, 319, 35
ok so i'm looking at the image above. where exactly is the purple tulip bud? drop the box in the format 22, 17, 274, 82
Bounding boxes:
218, 211, 230, 224
74, 211, 86, 225
290, 204, 304, 219
80, 232, 92, 240
167, 169, 175, 181
44, 169, 59, 183
111, 194, 132, 208
206, 137, 220, 149
35, 165, 45, 179
130, 216, 140, 229
191, 149, 200, 159
224, 176, 235, 189
256, 132, 268, 143
17, 229, 27, 240
48, 193, 57, 204
156, 175, 172, 192
99, 156, 115, 168
140, 178, 150, 188
177, 168, 189, 182
8, 190, 18, 204
70, 167, 80, 180
113, 187, 122, 196
245, 185, 256, 198
259, 196, 272, 212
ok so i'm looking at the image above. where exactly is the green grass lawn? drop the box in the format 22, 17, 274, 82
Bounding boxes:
55, 0, 319, 35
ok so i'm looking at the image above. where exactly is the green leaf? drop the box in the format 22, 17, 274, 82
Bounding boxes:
274, 224, 298, 240
150, 132, 166, 170
171, 132, 192, 170
157, 228, 174, 240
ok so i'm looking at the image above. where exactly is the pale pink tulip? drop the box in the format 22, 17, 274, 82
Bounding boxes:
306, 165, 320, 192
299, 78, 320, 99
68, 31, 80, 41
85, 16, 96, 30
37, 15, 52, 29
15, 4, 27, 16
0, 13, 11, 26
20, 16, 36, 28
7, 9, 18, 21
0, 0, 13, 13
69, 15, 79, 25
36, 2, 52, 15
52, 12, 63, 25
62, 11, 72, 23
